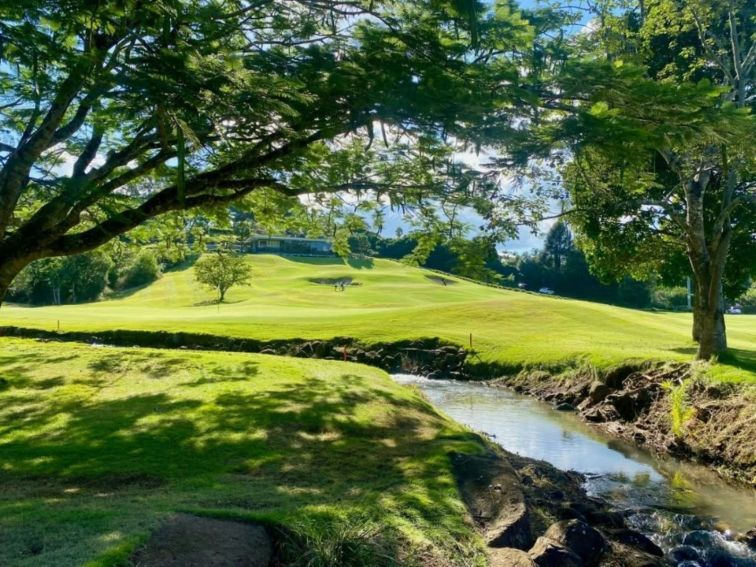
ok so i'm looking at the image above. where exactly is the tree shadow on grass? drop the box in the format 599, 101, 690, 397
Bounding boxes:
719, 347, 756, 374
0, 365, 473, 504
670, 346, 756, 376
0, 351, 80, 391
0, 365, 479, 564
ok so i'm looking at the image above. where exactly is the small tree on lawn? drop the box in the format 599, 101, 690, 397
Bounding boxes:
194, 250, 251, 303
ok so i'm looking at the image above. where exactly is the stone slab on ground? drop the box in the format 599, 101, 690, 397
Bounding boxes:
130, 513, 272, 567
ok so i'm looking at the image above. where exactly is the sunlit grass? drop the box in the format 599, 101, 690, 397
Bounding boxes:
0, 338, 487, 566
3, 255, 754, 383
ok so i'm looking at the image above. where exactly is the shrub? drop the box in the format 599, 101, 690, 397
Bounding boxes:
736, 283, 756, 313
662, 380, 694, 438
652, 286, 689, 310
122, 250, 161, 288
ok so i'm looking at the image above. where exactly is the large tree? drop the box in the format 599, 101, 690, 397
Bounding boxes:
0, 0, 535, 304
540, 0, 755, 360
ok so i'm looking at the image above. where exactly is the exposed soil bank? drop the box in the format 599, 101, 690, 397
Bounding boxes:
0, 326, 467, 378
454, 448, 668, 566
493, 363, 756, 486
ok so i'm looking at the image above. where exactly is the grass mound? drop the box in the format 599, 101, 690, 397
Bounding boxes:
2, 255, 754, 383
0, 338, 487, 566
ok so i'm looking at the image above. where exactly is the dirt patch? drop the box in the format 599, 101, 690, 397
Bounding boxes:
425, 275, 455, 286
130, 513, 272, 567
498, 364, 756, 485
308, 277, 358, 286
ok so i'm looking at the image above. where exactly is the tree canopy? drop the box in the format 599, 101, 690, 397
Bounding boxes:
0, 0, 536, 299
1, 0, 753, 361
532, 0, 755, 359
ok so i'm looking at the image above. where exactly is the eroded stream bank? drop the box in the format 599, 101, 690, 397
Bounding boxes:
498, 363, 756, 486
396, 375, 756, 566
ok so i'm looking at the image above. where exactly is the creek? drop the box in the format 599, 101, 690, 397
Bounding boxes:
393, 374, 756, 567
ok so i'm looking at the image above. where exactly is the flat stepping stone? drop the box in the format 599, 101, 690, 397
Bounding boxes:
131, 513, 272, 566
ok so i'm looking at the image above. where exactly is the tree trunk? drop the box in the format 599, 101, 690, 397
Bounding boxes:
697, 302, 727, 359
691, 262, 728, 360
0, 274, 13, 307
682, 165, 731, 361
691, 291, 702, 342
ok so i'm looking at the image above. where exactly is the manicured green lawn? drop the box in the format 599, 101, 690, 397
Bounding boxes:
0, 338, 487, 566
3, 255, 754, 383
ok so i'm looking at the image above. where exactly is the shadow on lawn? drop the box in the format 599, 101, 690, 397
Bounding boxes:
670, 346, 756, 375
0, 360, 474, 556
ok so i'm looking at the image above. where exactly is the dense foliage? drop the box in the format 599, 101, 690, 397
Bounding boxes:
122, 250, 162, 289
8, 250, 112, 304
0, 0, 538, 302
534, 0, 755, 358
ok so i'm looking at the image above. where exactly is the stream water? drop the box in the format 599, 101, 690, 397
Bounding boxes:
393, 374, 756, 566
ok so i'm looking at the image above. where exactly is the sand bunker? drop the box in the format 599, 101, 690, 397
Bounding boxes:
309, 277, 359, 286
425, 275, 455, 286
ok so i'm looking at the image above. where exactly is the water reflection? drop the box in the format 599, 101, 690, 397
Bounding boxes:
393, 375, 756, 565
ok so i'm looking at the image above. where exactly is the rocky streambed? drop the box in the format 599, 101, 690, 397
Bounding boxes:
453, 449, 676, 567
396, 374, 756, 567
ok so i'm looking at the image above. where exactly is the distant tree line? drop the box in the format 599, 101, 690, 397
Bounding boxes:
7, 246, 162, 306
5, 219, 207, 306
361, 222, 754, 312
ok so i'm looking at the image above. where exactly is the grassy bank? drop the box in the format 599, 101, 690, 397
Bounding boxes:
3, 255, 754, 383
0, 338, 487, 566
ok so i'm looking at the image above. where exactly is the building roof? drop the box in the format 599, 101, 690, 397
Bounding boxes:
247, 235, 331, 243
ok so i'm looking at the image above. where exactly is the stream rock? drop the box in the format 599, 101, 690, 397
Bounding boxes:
528, 536, 583, 567
669, 544, 701, 562
451, 452, 532, 549
605, 528, 664, 557
740, 528, 756, 550
488, 547, 536, 567
542, 519, 608, 566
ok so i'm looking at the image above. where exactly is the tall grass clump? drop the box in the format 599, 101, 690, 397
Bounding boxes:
276, 516, 397, 567
662, 380, 695, 438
